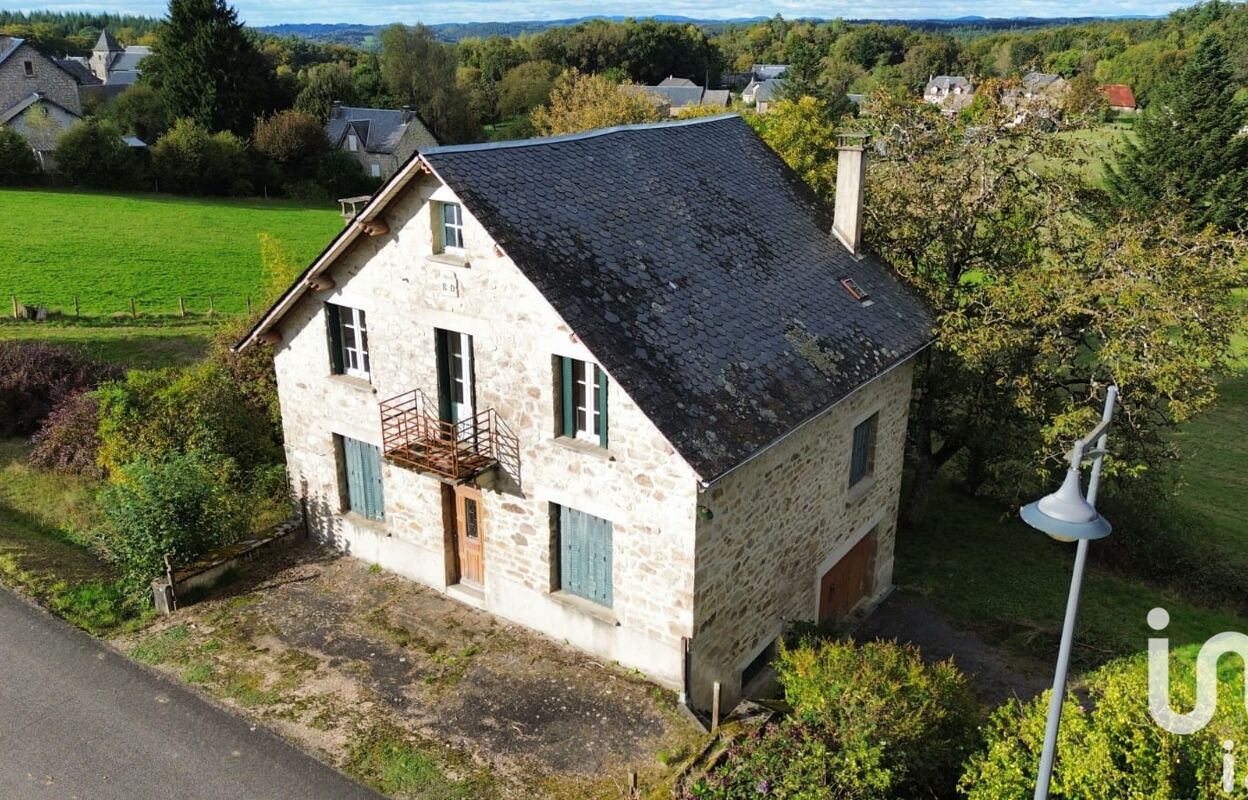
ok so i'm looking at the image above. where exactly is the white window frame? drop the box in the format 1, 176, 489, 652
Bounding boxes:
370, 162, 381, 177
440, 202, 465, 253
571, 358, 602, 444
347, 133, 358, 152
338, 305, 370, 379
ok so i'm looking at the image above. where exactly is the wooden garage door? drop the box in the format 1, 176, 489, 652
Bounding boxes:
818, 530, 877, 624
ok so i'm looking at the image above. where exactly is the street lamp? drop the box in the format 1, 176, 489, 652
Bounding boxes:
1021, 385, 1118, 800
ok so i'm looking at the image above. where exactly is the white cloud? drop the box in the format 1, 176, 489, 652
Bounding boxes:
15, 0, 1184, 28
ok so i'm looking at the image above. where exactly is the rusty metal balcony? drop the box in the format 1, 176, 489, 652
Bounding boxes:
379, 389, 520, 484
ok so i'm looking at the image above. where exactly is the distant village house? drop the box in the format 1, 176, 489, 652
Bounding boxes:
0, 35, 85, 168
923, 75, 974, 115
628, 78, 731, 117
1098, 83, 1137, 113
326, 102, 439, 180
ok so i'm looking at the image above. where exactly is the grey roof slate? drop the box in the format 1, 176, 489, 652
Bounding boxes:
422, 116, 933, 480
926, 75, 972, 93
0, 36, 22, 66
55, 58, 100, 85
659, 76, 697, 87
94, 29, 123, 52
0, 92, 81, 125
752, 64, 789, 80
327, 106, 428, 154
753, 78, 782, 103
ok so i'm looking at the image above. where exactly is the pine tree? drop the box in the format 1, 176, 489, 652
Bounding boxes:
144, 0, 272, 135
1108, 33, 1248, 230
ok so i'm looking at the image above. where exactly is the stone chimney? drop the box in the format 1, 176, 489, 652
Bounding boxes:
832, 133, 868, 257
330, 101, 343, 119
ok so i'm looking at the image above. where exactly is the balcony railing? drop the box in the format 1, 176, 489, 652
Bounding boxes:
379, 389, 520, 484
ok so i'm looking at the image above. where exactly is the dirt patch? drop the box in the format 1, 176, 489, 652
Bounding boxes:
855, 589, 1051, 705
115, 542, 703, 798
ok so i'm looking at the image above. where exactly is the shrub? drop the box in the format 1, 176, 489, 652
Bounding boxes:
0, 341, 120, 437
315, 149, 379, 199
778, 638, 981, 798
960, 659, 1225, 799
95, 362, 283, 482
29, 392, 104, 477
0, 126, 39, 184
54, 118, 136, 188
100, 450, 246, 592
685, 719, 889, 799
253, 110, 327, 165
152, 118, 251, 196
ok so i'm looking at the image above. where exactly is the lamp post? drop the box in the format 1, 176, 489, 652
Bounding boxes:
1020, 385, 1118, 800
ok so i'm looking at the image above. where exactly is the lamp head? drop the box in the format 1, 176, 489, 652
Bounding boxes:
1020, 467, 1112, 543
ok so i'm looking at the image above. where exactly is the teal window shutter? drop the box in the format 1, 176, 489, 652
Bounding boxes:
326, 304, 345, 374
560, 357, 575, 437
596, 367, 609, 449
559, 506, 613, 607
850, 414, 877, 486
342, 436, 385, 521
435, 329, 452, 423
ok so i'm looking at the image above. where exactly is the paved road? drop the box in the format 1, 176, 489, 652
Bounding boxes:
0, 589, 382, 800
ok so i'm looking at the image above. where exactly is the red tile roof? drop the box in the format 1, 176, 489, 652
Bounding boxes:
1099, 84, 1136, 109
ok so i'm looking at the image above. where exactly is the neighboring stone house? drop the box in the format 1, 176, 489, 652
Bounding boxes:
924, 75, 974, 115
1020, 71, 1068, 100
326, 102, 439, 180
87, 29, 150, 88
627, 81, 731, 117
0, 35, 84, 163
236, 116, 933, 714
742, 78, 782, 113
1099, 83, 1137, 113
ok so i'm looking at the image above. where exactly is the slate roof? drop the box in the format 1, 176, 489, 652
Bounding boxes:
752, 64, 789, 80
94, 29, 123, 52
326, 106, 433, 155
0, 36, 22, 66
659, 76, 697, 87
1022, 72, 1064, 93
421, 116, 933, 480
55, 58, 101, 85
0, 92, 81, 125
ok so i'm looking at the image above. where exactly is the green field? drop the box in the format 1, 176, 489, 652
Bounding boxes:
0, 189, 341, 317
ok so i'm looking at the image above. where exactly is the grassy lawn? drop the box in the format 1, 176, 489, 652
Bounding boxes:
1055, 121, 1134, 188
0, 439, 140, 634
0, 318, 220, 369
0, 188, 340, 317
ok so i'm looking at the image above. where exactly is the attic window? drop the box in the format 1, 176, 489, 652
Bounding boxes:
840, 277, 871, 304
23, 60, 34, 77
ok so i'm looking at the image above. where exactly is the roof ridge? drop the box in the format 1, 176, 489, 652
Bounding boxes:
422, 113, 740, 156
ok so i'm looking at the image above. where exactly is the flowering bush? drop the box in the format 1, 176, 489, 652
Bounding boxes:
0, 342, 120, 437
29, 392, 104, 477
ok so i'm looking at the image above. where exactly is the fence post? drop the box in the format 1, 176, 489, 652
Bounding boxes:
711, 681, 721, 733
178, 296, 186, 318
208, 296, 214, 316
73, 295, 80, 317
10, 295, 16, 319
130, 297, 137, 319
246, 296, 252, 315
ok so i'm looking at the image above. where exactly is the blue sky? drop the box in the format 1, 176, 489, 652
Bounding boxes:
17, 0, 1184, 27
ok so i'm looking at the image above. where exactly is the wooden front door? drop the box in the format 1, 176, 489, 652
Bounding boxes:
818, 530, 877, 624
453, 486, 484, 586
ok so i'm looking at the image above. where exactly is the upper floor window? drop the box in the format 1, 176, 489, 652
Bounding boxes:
370, 162, 381, 178
326, 302, 370, 379
23, 61, 34, 77
439, 202, 464, 252
347, 133, 358, 152
558, 356, 607, 448
849, 413, 878, 487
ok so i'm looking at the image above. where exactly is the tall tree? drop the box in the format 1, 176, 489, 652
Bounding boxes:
379, 23, 480, 144
1108, 33, 1248, 230
529, 71, 659, 136
294, 62, 358, 122
144, 0, 272, 135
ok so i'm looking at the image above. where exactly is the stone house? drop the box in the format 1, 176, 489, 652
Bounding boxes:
627, 81, 731, 117
237, 115, 933, 713
326, 102, 439, 180
924, 75, 974, 116
0, 35, 85, 164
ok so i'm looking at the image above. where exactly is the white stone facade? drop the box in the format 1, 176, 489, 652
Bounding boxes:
270, 169, 917, 708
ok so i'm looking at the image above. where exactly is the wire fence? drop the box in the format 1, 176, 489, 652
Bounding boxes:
6, 293, 258, 322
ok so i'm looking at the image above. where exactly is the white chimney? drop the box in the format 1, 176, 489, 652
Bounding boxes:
832, 133, 868, 257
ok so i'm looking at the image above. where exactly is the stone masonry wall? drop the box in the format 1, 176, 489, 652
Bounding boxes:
0, 41, 81, 117
688, 360, 916, 711
272, 172, 701, 686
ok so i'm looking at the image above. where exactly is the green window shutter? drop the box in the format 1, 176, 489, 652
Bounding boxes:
343, 436, 363, 513
342, 437, 384, 521
559, 506, 613, 607
364, 442, 385, 520
435, 329, 452, 423
597, 368, 609, 450
560, 357, 575, 437
326, 304, 344, 374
